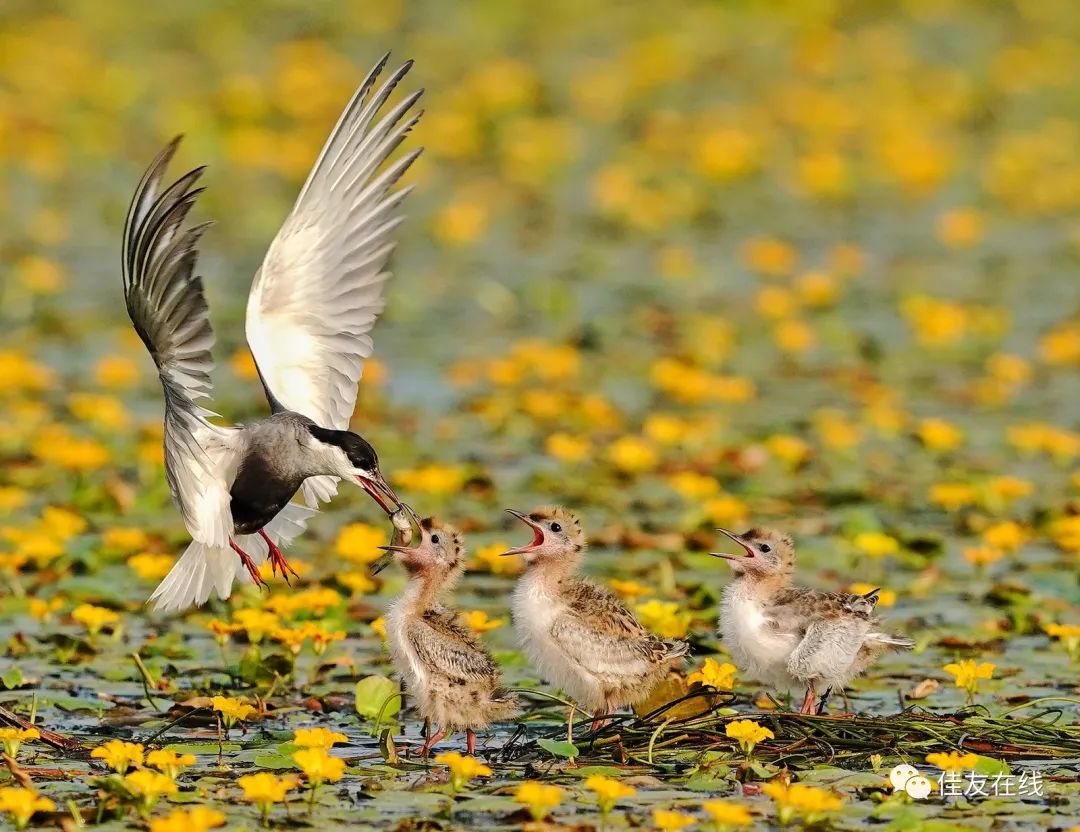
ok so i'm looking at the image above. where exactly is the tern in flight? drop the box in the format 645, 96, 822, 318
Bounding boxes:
121, 55, 421, 612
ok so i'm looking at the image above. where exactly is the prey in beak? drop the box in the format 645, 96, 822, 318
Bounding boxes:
500, 509, 545, 556
370, 502, 421, 575
710, 528, 755, 561
370, 542, 412, 575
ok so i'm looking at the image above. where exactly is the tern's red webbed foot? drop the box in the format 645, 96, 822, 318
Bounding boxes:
259, 529, 299, 584
230, 539, 268, 589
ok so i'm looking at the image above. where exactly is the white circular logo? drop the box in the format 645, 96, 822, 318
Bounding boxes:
904, 775, 932, 800
889, 764, 919, 791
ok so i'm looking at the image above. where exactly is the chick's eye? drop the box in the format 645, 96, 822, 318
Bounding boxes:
759, 544, 772, 554
430, 534, 440, 544
550, 522, 562, 533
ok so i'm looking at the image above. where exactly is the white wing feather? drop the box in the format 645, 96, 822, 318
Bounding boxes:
245, 54, 422, 506
121, 139, 236, 550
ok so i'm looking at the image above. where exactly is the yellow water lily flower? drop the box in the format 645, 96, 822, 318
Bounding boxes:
762, 781, 843, 825
702, 798, 753, 829
0, 787, 55, 831
145, 749, 196, 779
238, 772, 295, 825
461, 610, 505, 633
293, 727, 348, 749
293, 747, 346, 786
123, 770, 178, 816
514, 781, 563, 822
943, 659, 995, 700
725, 719, 774, 757
0, 727, 39, 757
653, 808, 696, 830
687, 658, 737, 691
149, 806, 226, 832
584, 774, 636, 815
925, 751, 979, 771
90, 739, 144, 773
211, 695, 257, 728
72, 603, 120, 636
434, 751, 493, 791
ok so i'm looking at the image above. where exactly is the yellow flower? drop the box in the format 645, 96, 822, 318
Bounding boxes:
687, 658, 737, 691
943, 659, 995, 699
124, 770, 178, 815
725, 719, 774, 756
795, 271, 840, 307
982, 521, 1025, 552
0, 787, 55, 831
102, 527, 150, 552
435, 751, 493, 791
334, 522, 384, 565
609, 579, 652, 598
0, 727, 39, 757
853, 531, 900, 558
91, 739, 144, 773
94, 354, 140, 388
653, 808, 696, 831
128, 553, 174, 581
584, 775, 636, 814
634, 599, 691, 639
461, 610, 504, 633
761, 782, 843, 824
545, 433, 591, 463
986, 475, 1033, 503
42, 507, 87, 540
0, 487, 28, 512
0, 350, 53, 394
470, 540, 522, 576
755, 285, 798, 319
293, 747, 346, 784
394, 464, 467, 495
232, 609, 280, 643
433, 196, 489, 246
607, 436, 659, 474
668, 471, 720, 500
742, 236, 797, 277
936, 207, 984, 248
917, 418, 965, 452
514, 781, 563, 821
145, 749, 196, 779
901, 295, 968, 347
964, 545, 1005, 568
149, 806, 226, 832
929, 482, 978, 511
814, 409, 862, 450
212, 695, 257, 727
293, 727, 348, 749
849, 584, 896, 606
764, 434, 811, 466
31, 433, 110, 471
338, 571, 377, 595
703, 494, 749, 527
68, 392, 129, 431
1044, 623, 1080, 660
702, 799, 753, 828
238, 772, 295, 822
1040, 322, 1080, 365
773, 319, 816, 354
370, 616, 387, 640
72, 604, 119, 636
925, 751, 979, 771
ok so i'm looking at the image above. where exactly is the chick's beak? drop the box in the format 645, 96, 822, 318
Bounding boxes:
499, 509, 545, 556
370, 543, 412, 575
709, 528, 755, 560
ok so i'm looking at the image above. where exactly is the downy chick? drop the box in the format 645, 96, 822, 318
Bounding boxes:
504, 506, 688, 720
376, 518, 518, 755
714, 527, 913, 714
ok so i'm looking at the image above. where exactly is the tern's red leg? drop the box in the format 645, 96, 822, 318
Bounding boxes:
466, 729, 476, 755
230, 539, 268, 589
258, 529, 299, 584
799, 683, 817, 715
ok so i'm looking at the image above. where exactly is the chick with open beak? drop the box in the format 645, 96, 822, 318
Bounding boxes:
374, 517, 518, 756
714, 526, 913, 715
504, 506, 689, 726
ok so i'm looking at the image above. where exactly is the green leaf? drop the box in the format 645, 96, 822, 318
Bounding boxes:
972, 755, 1010, 776
355, 675, 400, 723
1, 667, 25, 689
537, 738, 579, 759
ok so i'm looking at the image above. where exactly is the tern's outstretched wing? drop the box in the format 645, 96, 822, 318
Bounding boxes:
122, 138, 234, 549
245, 54, 422, 506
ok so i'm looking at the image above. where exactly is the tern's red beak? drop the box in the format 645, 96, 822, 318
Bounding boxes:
357, 470, 402, 516
709, 528, 755, 560
500, 509, 545, 556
